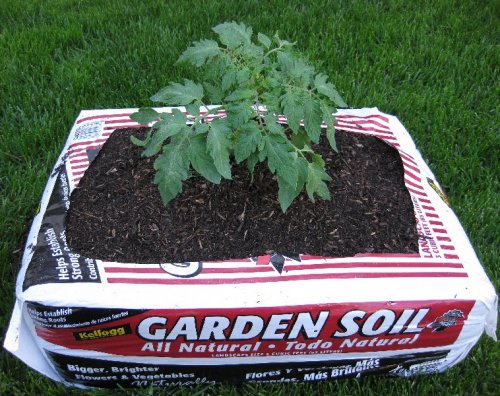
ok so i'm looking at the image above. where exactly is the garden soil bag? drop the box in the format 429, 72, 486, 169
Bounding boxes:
4, 107, 497, 389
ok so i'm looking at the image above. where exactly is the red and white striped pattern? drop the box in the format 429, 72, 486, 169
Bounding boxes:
66, 108, 459, 276
100, 253, 466, 285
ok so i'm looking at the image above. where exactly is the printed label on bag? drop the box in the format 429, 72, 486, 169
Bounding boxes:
46, 349, 451, 388
30, 300, 473, 358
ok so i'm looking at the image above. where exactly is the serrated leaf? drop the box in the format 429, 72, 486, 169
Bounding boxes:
207, 119, 232, 179
224, 89, 256, 102
303, 96, 322, 143
246, 151, 260, 177
204, 83, 224, 103
291, 131, 311, 149
263, 114, 285, 136
326, 125, 338, 152
221, 69, 238, 92
314, 74, 347, 107
189, 135, 221, 184
234, 122, 262, 163
194, 122, 209, 135
225, 103, 255, 129
281, 90, 303, 133
321, 105, 338, 152
143, 109, 188, 156
234, 42, 264, 60
150, 79, 203, 105
306, 162, 332, 202
130, 131, 151, 147
185, 103, 200, 117
257, 32, 272, 48
277, 157, 308, 212
130, 108, 160, 125
176, 39, 220, 67
264, 134, 298, 189
153, 136, 191, 205
212, 21, 252, 49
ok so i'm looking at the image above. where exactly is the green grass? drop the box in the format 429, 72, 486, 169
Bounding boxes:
1, 0, 498, 394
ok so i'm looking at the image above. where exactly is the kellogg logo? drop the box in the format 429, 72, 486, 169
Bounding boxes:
73, 324, 132, 341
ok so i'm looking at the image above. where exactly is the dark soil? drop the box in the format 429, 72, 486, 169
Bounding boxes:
66, 128, 418, 263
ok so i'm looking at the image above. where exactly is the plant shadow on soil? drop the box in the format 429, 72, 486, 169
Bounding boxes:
66, 128, 419, 263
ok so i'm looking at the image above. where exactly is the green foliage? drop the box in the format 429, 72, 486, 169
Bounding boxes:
132, 21, 346, 212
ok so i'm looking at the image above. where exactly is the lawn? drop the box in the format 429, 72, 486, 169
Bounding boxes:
0, 0, 498, 394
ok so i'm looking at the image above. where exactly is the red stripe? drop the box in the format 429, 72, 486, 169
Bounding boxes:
353, 253, 421, 258
68, 158, 89, 165
401, 161, 420, 174
419, 198, 432, 204
71, 170, 85, 177
103, 118, 136, 124
407, 187, 427, 196
334, 118, 391, 131
103, 261, 463, 275
285, 262, 463, 271
69, 163, 89, 170
440, 245, 456, 251
105, 266, 275, 274
421, 205, 435, 211
107, 271, 467, 285
69, 144, 103, 156
104, 125, 143, 131
334, 123, 396, 138
425, 212, 440, 218
76, 113, 134, 124
399, 152, 418, 165
69, 138, 107, 148
429, 220, 444, 226
404, 178, 425, 190
444, 254, 460, 259
433, 228, 448, 234
335, 113, 390, 123
404, 170, 421, 182
437, 236, 452, 242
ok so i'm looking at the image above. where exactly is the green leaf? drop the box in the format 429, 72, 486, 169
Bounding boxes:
306, 162, 332, 202
143, 109, 188, 156
321, 105, 338, 152
225, 103, 255, 129
194, 122, 209, 135
153, 136, 191, 205
130, 131, 151, 147
234, 42, 264, 60
221, 69, 238, 92
277, 157, 308, 212
185, 103, 200, 117
257, 32, 272, 48
130, 108, 160, 125
207, 119, 232, 179
204, 83, 224, 103
176, 39, 220, 67
150, 79, 203, 105
291, 131, 311, 149
314, 74, 347, 107
303, 96, 322, 143
281, 90, 303, 133
326, 125, 338, 152
212, 21, 252, 49
224, 89, 256, 102
263, 114, 285, 136
189, 135, 221, 184
264, 134, 298, 189
246, 151, 260, 177
234, 122, 262, 163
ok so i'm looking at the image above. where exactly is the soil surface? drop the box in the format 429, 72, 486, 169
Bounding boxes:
66, 128, 418, 263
